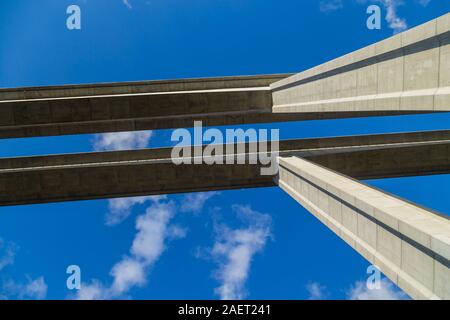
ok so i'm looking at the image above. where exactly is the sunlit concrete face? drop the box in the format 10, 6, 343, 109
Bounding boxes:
271, 13, 450, 115
277, 157, 450, 300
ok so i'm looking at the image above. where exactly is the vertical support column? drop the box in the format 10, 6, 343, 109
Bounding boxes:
277, 156, 450, 300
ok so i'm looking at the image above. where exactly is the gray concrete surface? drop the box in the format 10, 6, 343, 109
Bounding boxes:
278, 157, 450, 299
271, 13, 450, 115
1, 130, 449, 206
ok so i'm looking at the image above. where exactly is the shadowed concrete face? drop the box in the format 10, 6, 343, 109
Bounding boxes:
0, 130, 449, 206
0, 78, 428, 139
0, 75, 284, 138
278, 157, 450, 300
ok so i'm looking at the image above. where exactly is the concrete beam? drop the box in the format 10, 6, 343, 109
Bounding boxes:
277, 157, 450, 299
2, 15, 448, 139
271, 13, 450, 114
0, 130, 449, 206
307, 142, 450, 180
0, 75, 282, 138
0, 78, 426, 139
0, 74, 412, 139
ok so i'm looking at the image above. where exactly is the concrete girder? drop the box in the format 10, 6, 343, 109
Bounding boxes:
0, 73, 422, 139
0, 130, 449, 206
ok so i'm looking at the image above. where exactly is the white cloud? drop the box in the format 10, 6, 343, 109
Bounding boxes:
0, 239, 18, 271
180, 192, 219, 214
379, 0, 408, 34
347, 277, 409, 300
212, 205, 272, 300
123, 0, 132, 9
167, 225, 188, 239
110, 258, 146, 295
92, 131, 152, 151
106, 195, 167, 226
2, 276, 48, 300
417, 0, 431, 6
74, 280, 106, 300
320, 0, 344, 13
76, 196, 194, 300
0, 239, 47, 300
21, 277, 48, 300
77, 201, 179, 300
130, 201, 175, 263
306, 282, 328, 300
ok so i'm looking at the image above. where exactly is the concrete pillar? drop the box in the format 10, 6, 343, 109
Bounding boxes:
277, 156, 450, 300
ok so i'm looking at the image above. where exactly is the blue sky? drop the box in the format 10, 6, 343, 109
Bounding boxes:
0, 0, 449, 300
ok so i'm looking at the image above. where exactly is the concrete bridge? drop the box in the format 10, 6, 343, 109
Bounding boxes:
0, 13, 449, 299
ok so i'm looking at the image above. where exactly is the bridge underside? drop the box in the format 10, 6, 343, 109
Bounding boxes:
0, 74, 422, 139
0, 13, 449, 300
0, 130, 449, 206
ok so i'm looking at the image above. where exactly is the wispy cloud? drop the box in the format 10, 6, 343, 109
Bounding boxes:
180, 192, 219, 214
346, 277, 409, 300
305, 276, 408, 300
379, 0, 408, 34
75, 280, 105, 300
320, 0, 344, 13
0, 238, 48, 300
77, 182, 221, 299
77, 201, 182, 299
320, 0, 410, 34
0, 239, 18, 271
1, 277, 48, 300
123, 0, 132, 10
106, 195, 167, 226
211, 205, 272, 300
78, 201, 177, 299
130, 201, 177, 262
360, 0, 408, 33
417, 0, 431, 6
306, 282, 329, 300
92, 131, 152, 151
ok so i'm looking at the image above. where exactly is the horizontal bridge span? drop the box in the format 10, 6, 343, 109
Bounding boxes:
0, 74, 424, 139
0, 130, 449, 206
1, 129, 449, 170
0, 75, 281, 139
1, 14, 448, 140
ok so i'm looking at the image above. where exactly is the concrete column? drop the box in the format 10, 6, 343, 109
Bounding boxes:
277, 156, 450, 300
